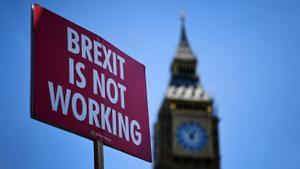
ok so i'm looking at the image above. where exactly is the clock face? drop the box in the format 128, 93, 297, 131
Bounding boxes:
176, 122, 207, 152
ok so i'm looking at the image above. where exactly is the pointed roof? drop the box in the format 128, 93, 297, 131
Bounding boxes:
174, 12, 196, 61
166, 11, 211, 102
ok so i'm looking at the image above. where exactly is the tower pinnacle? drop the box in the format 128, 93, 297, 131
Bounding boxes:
180, 8, 186, 25
174, 10, 195, 61
179, 9, 188, 45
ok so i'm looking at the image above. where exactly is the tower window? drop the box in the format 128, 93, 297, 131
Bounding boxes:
177, 66, 195, 75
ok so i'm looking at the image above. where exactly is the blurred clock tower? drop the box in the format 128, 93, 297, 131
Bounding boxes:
153, 13, 221, 169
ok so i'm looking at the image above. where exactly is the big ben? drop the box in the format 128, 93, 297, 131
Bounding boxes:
153, 14, 221, 169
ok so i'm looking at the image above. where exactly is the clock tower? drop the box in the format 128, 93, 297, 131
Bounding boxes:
154, 15, 221, 169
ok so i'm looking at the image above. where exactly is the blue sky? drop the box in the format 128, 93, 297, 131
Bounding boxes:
0, 0, 300, 169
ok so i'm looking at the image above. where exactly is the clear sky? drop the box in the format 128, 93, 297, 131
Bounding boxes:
0, 0, 299, 169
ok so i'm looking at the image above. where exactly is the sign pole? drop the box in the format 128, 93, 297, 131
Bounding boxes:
94, 141, 104, 169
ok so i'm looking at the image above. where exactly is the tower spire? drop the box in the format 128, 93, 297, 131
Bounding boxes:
180, 8, 185, 26
180, 9, 188, 46
174, 10, 195, 60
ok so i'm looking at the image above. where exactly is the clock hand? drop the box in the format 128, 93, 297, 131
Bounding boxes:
184, 130, 190, 141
